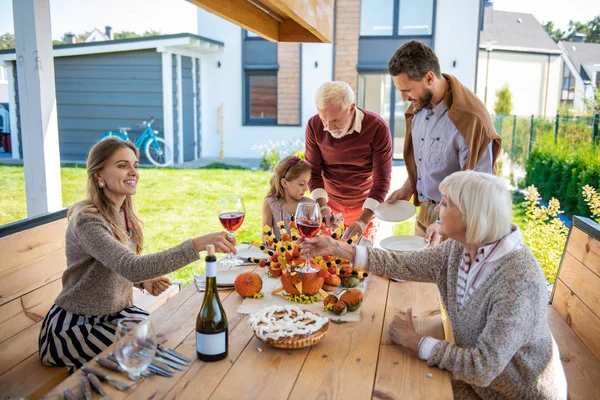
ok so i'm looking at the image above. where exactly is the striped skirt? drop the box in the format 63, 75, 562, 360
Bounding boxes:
39, 304, 149, 372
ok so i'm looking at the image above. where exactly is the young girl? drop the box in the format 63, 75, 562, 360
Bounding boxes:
262, 155, 314, 239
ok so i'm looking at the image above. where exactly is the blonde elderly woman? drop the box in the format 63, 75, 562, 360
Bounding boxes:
301, 171, 567, 399
305, 81, 392, 242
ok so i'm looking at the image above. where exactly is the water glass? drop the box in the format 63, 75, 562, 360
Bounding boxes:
114, 318, 156, 381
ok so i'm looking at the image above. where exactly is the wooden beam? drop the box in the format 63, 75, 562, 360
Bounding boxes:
267, 0, 334, 43
13, 0, 63, 217
188, 0, 280, 42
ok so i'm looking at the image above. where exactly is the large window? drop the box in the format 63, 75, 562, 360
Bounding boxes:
360, 0, 434, 37
358, 74, 409, 159
561, 65, 575, 107
245, 71, 277, 125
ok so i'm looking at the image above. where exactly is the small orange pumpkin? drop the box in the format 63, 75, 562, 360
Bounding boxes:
234, 272, 263, 298
280, 270, 324, 295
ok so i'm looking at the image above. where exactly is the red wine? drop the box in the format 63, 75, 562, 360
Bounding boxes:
219, 212, 245, 232
196, 245, 228, 361
297, 221, 320, 238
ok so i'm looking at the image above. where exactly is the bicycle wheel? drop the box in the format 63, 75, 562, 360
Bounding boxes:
145, 137, 173, 167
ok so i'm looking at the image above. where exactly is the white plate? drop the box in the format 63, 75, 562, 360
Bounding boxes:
236, 244, 267, 261
380, 236, 427, 252
374, 201, 416, 222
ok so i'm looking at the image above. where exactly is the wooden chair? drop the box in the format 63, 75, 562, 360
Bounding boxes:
549, 216, 600, 400
0, 209, 181, 399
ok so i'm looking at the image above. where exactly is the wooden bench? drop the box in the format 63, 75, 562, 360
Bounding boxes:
0, 209, 181, 399
548, 216, 600, 400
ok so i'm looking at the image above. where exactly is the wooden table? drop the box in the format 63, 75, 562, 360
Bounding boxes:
43, 275, 453, 399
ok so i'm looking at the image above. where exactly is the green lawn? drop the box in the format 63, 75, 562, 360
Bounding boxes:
0, 165, 270, 285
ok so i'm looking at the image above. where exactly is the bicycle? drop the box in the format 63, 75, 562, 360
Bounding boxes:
101, 115, 173, 167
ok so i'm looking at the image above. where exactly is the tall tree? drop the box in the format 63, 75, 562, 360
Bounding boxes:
0, 33, 15, 50
113, 31, 140, 40
544, 15, 600, 43
542, 21, 565, 42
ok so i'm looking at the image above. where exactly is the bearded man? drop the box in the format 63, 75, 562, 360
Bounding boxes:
304, 81, 392, 242
385, 40, 501, 245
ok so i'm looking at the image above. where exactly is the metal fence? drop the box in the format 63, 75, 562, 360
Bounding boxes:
492, 113, 600, 167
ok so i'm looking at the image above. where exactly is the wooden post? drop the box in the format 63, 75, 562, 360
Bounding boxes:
12, 0, 63, 217
528, 115, 534, 157
554, 113, 559, 144
510, 115, 517, 162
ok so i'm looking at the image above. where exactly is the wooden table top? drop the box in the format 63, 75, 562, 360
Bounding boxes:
43, 275, 453, 399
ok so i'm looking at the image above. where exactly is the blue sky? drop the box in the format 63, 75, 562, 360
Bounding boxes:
0, 0, 598, 39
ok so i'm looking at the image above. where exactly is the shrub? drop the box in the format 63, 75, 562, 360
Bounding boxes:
521, 186, 568, 284
525, 133, 600, 218
494, 85, 513, 115
582, 185, 600, 223
252, 139, 305, 171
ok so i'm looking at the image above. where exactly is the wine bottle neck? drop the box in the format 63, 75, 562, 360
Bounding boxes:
205, 260, 217, 277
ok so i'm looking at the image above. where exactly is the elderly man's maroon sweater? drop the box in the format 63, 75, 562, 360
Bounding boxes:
305, 108, 392, 208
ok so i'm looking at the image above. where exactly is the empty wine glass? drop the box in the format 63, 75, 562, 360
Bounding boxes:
295, 202, 321, 272
114, 318, 156, 381
218, 195, 245, 266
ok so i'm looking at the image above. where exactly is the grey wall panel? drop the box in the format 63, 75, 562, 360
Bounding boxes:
357, 37, 433, 71
182, 56, 195, 162
195, 58, 201, 159
54, 49, 164, 163
172, 55, 179, 163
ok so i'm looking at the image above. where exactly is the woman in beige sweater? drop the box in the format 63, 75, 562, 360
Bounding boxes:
39, 137, 236, 371
301, 171, 567, 399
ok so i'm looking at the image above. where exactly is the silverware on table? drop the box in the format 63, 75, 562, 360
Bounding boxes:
81, 366, 134, 391
157, 344, 192, 364
148, 364, 173, 377
81, 375, 92, 400
157, 349, 190, 366
151, 358, 175, 373
63, 388, 77, 400
86, 373, 113, 400
96, 357, 122, 372
155, 356, 185, 371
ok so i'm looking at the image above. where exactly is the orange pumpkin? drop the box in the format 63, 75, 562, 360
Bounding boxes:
234, 272, 263, 298
280, 270, 324, 296
340, 289, 364, 311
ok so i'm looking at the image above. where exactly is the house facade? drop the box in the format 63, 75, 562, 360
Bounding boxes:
0, 34, 222, 163
197, 0, 483, 160
558, 40, 600, 113
475, 5, 562, 118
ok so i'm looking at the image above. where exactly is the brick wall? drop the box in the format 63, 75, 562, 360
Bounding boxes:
334, 0, 360, 97
277, 43, 301, 125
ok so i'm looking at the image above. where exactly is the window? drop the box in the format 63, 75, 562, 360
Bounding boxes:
360, 0, 434, 37
561, 65, 575, 106
245, 71, 277, 125
360, 0, 394, 36
358, 73, 409, 159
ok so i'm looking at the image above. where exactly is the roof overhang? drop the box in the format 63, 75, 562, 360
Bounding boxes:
478, 44, 561, 55
0, 33, 223, 62
188, 0, 334, 43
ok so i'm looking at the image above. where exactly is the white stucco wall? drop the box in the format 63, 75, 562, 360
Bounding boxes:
434, 0, 481, 90
475, 50, 562, 117
197, 9, 332, 160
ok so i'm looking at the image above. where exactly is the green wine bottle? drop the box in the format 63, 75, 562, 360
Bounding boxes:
196, 244, 228, 361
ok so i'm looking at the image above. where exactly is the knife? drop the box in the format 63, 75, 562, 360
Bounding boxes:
96, 357, 123, 372
157, 349, 190, 366
151, 358, 175, 373
63, 388, 77, 400
148, 364, 173, 377
155, 356, 185, 371
81, 366, 133, 391
157, 344, 192, 364
87, 373, 113, 400
81, 375, 92, 400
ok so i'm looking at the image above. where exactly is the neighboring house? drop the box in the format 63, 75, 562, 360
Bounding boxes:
475, 4, 562, 118
197, 0, 483, 160
558, 39, 600, 113
0, 66, 7, 103
84, 26, 112, 42
0, 33, 223, 163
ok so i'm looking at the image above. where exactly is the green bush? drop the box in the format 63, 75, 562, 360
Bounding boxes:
525, 133, 600, 218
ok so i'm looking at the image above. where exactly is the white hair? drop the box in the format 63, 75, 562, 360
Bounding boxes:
439, 171, 512, 245
314, 81, 355, 110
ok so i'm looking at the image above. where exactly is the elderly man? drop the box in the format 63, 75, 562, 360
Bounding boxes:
305, 81, 392, 241
386, 40, 501, 245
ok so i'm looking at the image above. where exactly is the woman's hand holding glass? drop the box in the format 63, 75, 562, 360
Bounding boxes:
298, 235, 355, 263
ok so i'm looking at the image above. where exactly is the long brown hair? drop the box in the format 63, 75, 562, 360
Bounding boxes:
68, 137, 144, 254
267, 155, 311, 199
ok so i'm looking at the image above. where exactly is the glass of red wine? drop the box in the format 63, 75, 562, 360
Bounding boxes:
218, 195, 245, 266
295, 202, 322, 272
